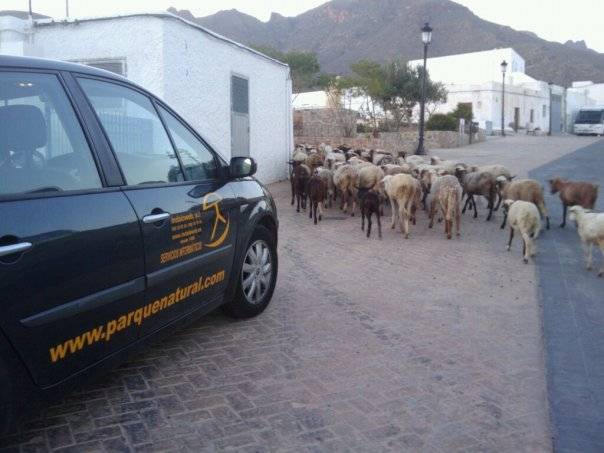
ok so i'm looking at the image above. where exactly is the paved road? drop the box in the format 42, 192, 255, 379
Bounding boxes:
0, 135, 598, 452
529, 139, 604, 453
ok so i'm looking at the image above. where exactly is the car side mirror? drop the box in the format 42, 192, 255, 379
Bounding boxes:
229, 157, 257, 179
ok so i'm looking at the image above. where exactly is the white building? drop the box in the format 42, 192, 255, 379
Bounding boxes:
410, 48, 564, 134
0, 11, 293, 183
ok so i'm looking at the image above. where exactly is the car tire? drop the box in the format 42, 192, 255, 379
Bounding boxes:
222, 225, 278, 319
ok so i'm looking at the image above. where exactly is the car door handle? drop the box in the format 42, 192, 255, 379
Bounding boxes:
143, 213, 170, 224
0, 242, 32, 257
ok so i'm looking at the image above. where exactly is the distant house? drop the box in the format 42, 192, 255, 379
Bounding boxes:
0, 11, 293, 183
409, 48, 564, 134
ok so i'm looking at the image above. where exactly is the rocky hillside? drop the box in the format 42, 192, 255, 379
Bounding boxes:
169, 0, 604, 87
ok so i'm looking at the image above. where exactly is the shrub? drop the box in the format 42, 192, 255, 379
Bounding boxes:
426, 113, 457, 131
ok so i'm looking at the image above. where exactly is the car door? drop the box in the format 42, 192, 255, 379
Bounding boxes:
77, 77, 238, 336
0, 70, 145, 387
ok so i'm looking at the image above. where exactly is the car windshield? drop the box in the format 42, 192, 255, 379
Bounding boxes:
575, 110, 604, 124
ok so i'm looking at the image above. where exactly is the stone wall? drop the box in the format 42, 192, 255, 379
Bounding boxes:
294, 108, 357, 138
295, 130, 485, 154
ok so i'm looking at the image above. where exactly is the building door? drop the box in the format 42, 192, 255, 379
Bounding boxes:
514, 108, 520, 132
231, 75, 250, 157
551, 94, 562, 134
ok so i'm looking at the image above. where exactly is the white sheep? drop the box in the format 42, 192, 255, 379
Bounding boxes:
477, 164, 514, 181
325, 151, 345, 170
406, 155, 427, 167
568, 206, 604, 276
315, 167, 336, 208
381, 174, 422, 238
357, 164, 385, 191
502, 200, 541, 263
428, 175, 462, 239
333, 165, 359, 215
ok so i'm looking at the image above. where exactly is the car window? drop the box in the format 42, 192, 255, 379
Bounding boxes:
0, 72, 102, 196
78, 78, 183, 185
158, 106, 217, 181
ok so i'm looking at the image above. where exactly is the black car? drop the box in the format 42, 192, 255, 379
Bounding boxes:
0, 56, 278, 431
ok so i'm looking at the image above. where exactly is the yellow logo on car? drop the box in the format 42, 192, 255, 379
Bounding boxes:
202, 192, 230, 248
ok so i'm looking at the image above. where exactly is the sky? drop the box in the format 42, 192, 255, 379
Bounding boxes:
4, 0, 604, 53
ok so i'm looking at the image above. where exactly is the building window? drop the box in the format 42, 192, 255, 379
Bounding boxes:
543, 105, 547, 118
74, 59, 126, 76
530, 109, 534, 122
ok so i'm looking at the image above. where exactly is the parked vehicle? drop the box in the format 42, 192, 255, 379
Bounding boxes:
573, 107, 604, 136
0, 56, 279, 432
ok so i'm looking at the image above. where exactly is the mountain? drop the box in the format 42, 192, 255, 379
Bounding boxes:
169, 0, 604, 87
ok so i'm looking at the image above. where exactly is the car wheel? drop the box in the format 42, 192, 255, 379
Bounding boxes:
222, 225, 278, 318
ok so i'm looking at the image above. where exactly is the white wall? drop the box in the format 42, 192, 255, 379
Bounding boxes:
32, 17, 166, 97
410, 48, 525, 85
160, 19, 291, 183
14, 14, 291, 183
429, 81, 551, 133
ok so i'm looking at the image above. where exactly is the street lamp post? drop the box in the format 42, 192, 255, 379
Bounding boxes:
416, 22, 432, 155
500, 60, 508, 137
548, 82, 553, 136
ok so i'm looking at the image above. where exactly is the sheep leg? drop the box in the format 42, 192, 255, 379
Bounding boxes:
390, 197, 397, 229
538, 201, 550, 230
296, 193, 301, 213
560, 204, 567, 228
361, 207, 365, 231
486, 196, 494, 221
446, 219, 452, 240
455, 205, 461, 237
462, 194, 471, 214
598, 239, 604, 277
399, 203, 409, 238
309, 201, 313, 219
367, 212, 372, 238
522, 233, 530, 263
428, 199, 436, 228
318, 201, 324, 221
584, 241, 593, 270
494, 191, 502, 211
472, 196, 479, 219
500, 212, 507, 229
351, 198, 356, 217
507, 228, 514, 251
376, 209, 382, 239
291, 179, 295, 206
313, 202, 318, 225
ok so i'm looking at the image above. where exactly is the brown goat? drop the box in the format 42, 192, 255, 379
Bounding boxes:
292, 164, 310, 213
307, 174, 327, 224
456, 169, 497, 221
498, 178, 550, 230
357, 187, 382, 238
549, 177, 599, 228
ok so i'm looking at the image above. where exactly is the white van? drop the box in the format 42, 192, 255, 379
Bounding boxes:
574, 108, 604, 136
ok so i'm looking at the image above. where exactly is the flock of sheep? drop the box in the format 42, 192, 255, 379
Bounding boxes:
289, 143, 604, 275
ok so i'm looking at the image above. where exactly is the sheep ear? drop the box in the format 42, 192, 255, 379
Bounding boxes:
509, 175, 516, 180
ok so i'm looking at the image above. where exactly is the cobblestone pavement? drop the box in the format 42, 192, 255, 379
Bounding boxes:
0, 135, 598, 452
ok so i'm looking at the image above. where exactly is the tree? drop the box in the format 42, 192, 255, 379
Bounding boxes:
341, 59, 447, 133
252, 45, 322, 92
345, 60, 387, 135
425, 82, 448, 118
